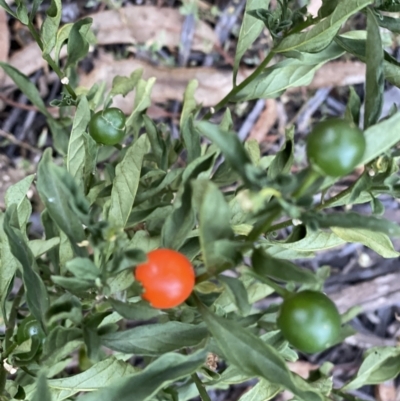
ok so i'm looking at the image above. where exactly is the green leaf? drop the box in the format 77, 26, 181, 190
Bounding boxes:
83, 132, 98, 191
182, 117, 201, 164
108, 135, 150, 228
126, 78, 156, 129
134, 169, 183, 205
335, 34, 400, 88
0, 0, 17, 18
41, 210, 61, 274
42, 357, 138, 401
180, 79, 198, 128
67, 96, 91, 187
264, 245, 313, 259
66, 257, 100, 280
40, 0, 62, 55
233, 43, 344, 101
108, 247, 146, 275
362, 112, 400, 164
234, 0, 270, 85
182, 149, 218, 185
194, 180, 240, 271
268, 127, 294, 179
127, 230, 160, 253
196, 121, 260, 188
78, 350, 207, 401
53, 22, 72, 64
59, 231, 75, 269
244, 139, 261, 166
3, 205, 49, 325
344, 86, 361, 125
0, 62, 52, 118
101, 322, 207, 355
198, 304, 323, 401
330, 227, 399, 258
371, 195, 385, 215
343, 347, 400, 390
0, 212, 20, 322
31, 373, 52, 401
377, 14, 400, 34
364, 8, 384, 129
15, 0, 29, 24
218, 275, 251, 316
264, 227, 345, 253
381, 59, 400, 87
29, 237, 60, 258
51, 275, 94, 294
275, 0, 373, 53
65, 17, 93, 69
205, 364, 251, 385
47, 118, 70, 156
127, 204, 172, 228
161, 183, 195, 251
36, 149, 88, 255
376, 0, 400, 11
41, 327, 83, 366
5, 173, 35, 230
143, 116, 168, 170
302, 211, 400, 236
238, 379, 281, 401
318, 0, 339, 17
215, 269, 274, 313
109, 298, 162, 320
46, 293, 82, 325
111, 69, 143, 97
252, 247, 318, 284
220, 108, 234, 131
4, 174, 34, 208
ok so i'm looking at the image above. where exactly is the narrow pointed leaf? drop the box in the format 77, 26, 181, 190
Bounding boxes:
78, 351, 207, 401
108, 135, 150, 228
234, 0, 270, 84
3, 205, 49, 325
364, 8, 384, 129
199, 304, 323, 401
101, 322, 208, 355
67, 96, 90, 186
275, 0, 372, 53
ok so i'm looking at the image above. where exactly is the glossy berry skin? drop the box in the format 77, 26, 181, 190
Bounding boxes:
306, 119, 366, 177
134, 249, 195, 309
88, 108, 126, 145
277, 290, 341, 354
17, 316, 45, 345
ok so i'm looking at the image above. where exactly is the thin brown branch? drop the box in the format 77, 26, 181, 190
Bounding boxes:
0, 94, 58, 115
0, 129, 42, 154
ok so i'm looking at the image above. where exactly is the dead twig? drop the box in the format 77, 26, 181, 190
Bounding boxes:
0, 129, 42, 154
0, 93, 58, 115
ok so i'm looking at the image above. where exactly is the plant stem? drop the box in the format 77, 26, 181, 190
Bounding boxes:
203, 50, 276, 120
28, 21, 43, 51
315, 182, 355, 211
27, 21, 78, 101
2, 343, 17, 361
292, 168, 321, 199
43, 55, 78, 100
264, 218, 293, 234
264, 174, 364, 235
195, 263, 232, 284
286, 16, 319, 35
247, 206, 282, 242
191, 373, 212, 401
253, 273, 290, 298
